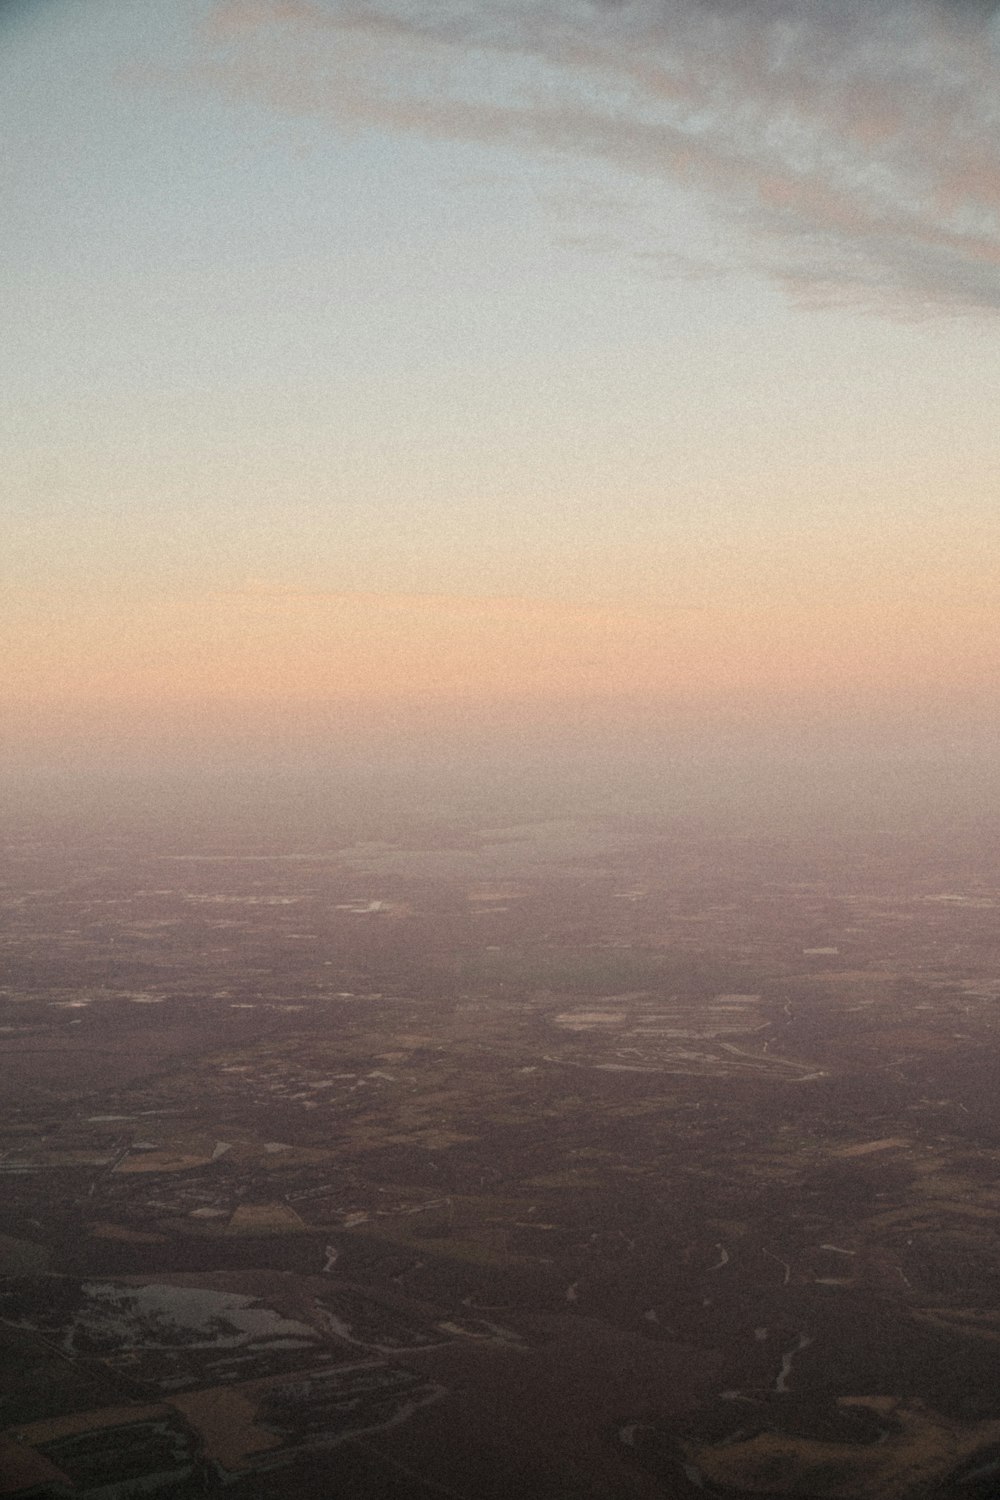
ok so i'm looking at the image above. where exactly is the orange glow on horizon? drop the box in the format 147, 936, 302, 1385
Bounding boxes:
4, 588, 999, 747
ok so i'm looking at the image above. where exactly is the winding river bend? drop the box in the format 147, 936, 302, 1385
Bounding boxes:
775, 1332, 813, 1393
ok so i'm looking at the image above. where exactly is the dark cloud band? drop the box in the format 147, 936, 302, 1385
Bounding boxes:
200, 0, 1000, 313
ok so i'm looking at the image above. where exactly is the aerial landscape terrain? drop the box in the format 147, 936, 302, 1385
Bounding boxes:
6, 0, 1000, 1494
4, 798, 1000, 1498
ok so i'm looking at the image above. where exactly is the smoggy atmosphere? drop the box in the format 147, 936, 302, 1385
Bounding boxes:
4, 5, 1000, 1500
5, 0, 1000, 806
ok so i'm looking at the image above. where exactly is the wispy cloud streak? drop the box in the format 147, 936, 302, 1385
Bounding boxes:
199, 0, 1000, 311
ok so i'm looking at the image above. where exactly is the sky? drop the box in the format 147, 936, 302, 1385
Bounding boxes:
3, 0, 1000, 805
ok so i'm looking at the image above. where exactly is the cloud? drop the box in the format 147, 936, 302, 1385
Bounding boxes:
197, 0, 1000, 313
